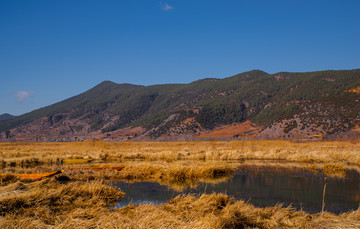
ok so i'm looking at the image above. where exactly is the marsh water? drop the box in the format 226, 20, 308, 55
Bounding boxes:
113, 165, 360, 214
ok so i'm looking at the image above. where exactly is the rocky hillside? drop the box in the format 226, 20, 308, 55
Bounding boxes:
1, 69, 360, 141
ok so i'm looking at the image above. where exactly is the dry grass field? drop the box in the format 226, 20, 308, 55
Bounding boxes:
1, 140, 360, 166
1, 140, 360, 228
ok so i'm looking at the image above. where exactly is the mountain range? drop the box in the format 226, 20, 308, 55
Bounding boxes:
1, 69, 360, 141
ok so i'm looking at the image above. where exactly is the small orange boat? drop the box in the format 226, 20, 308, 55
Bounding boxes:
17, 170, 64, 180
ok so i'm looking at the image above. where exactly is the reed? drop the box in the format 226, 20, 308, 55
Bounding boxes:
1, 189, 359, 229
1, 140, 360, 227
1, 140, 360, 168
322, 179, 327, 214
1, 180, 123, 213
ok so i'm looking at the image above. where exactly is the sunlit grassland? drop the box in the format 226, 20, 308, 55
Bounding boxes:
1, 140, 359, 189
1, 140, 360, 228
1, 140, 360, 164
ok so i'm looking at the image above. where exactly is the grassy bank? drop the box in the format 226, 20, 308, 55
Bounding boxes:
1, 160, 237, 192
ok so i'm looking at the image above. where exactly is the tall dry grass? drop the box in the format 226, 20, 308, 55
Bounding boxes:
0, 179, 124, 214
0, 177, 124, 228
1, 140, 360, 167
1, 140, 360, 227
1, 140, 359, 183
1, 188, 359, 229
0, 153, 359, 229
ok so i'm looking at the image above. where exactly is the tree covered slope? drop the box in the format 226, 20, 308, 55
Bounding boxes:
0, 114, 15, 121
1, 69, 360, 140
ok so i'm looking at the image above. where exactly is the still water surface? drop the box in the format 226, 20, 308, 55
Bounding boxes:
113, 165, 360, 214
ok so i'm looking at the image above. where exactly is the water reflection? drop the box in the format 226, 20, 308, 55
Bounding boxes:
113, 165, 360, 214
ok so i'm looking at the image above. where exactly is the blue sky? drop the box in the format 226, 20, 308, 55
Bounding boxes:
1, 0, 360, 116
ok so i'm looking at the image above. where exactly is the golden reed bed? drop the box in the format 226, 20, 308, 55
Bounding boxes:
1, 140, 360, 166
1, 140, 360, 228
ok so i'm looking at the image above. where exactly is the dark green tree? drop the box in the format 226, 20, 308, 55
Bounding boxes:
5, 130, 11, 139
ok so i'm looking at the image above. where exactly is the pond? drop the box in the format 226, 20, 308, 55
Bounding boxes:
112, 165, 360, 214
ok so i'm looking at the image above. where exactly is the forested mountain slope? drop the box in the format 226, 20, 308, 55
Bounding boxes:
1, 69, 360, 141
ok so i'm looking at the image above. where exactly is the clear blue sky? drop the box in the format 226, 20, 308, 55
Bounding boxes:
1, 0, 360, 116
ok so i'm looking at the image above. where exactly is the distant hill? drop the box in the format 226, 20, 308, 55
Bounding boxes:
1, 69, 360, 141
0, 113, 15, 121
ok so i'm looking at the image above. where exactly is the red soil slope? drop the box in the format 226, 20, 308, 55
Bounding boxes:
197, 120, 262, 139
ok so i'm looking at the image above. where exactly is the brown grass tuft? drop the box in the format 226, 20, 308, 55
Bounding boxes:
0, 178, 124, 217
